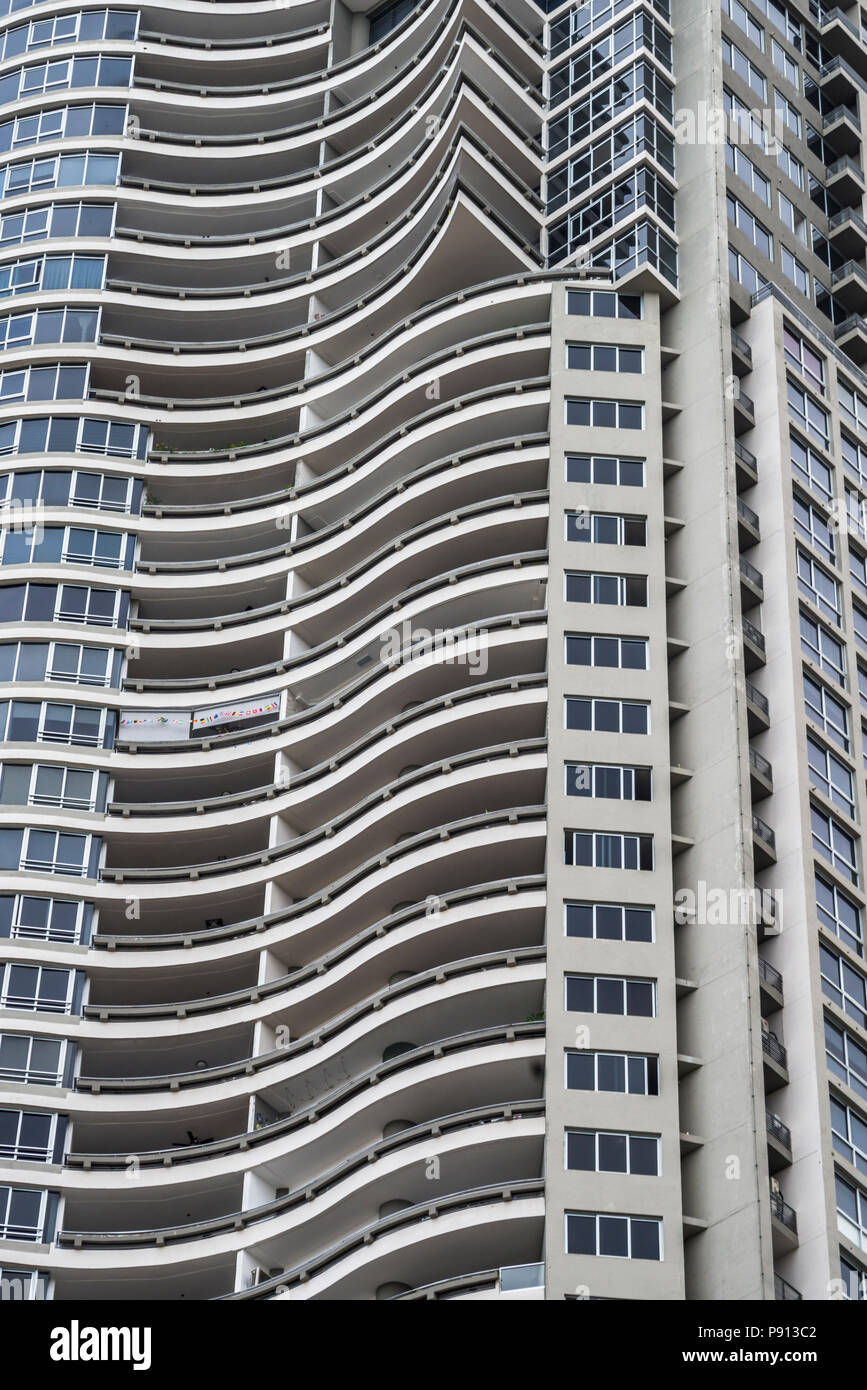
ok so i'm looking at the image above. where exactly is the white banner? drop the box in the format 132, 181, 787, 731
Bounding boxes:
119, 711, 190, 743
191, 695, 280, 732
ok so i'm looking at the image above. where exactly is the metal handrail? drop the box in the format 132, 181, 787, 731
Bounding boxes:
766, 1110, 792, 1151
142, 430, 549, 520
769, 1188, 798, 1233
222, 1178, 546, 1299
739, 556, 764, 589
129, 543, 547, 634
742, 616, 766, 652
759, 956, 784, 994
749, 746, 773, 782
66, 1021, 545, 1168
59, 1100, 545, 1247
76, 952, 546, 1092
745, 680, 769, 716
762, 1029, 787, 1068
110, 675, 547, 818
87, 878, 546, 1018
122, 605, 546, 695
101, 739, 547, 884
752, 813, 776, 851
735, 439, 758, 472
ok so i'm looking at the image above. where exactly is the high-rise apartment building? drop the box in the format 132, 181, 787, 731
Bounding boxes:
0, 0, 866, 1305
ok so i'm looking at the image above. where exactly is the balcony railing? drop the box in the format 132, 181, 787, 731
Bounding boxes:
759, 956, 784, 995
762, 1029, 787, 1069
774, 1273, 802, 1300
731, 327, 753, 364
828, 209, 867, 238
755, 961, 783, 995
766, 1110, 792, 1153
742, 617, 766, 652
823, 104, 861, 133
749, 747, 773, 784
745, 680, 769, 717
735, 439, 758, 474
752, 813, 776, 852
740, 556, 764, 591
769, 1189, 798, 1234
737, 497, 760, 531
825, 155, 865, 184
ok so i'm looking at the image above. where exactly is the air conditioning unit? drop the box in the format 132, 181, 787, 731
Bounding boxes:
248, 1266, 265, 1288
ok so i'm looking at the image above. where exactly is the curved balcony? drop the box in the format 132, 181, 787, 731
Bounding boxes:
225, 1179, 545, 1301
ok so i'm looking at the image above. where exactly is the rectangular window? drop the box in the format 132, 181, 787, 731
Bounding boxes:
773, 87, 800, 136
566, 289, 642, 319
566, 1210, 662, 1260
9, 826, 99, 877
565, 1048, 659, 1095
797, 550, 840, 624
565, 571, 647, 606
781, 245, 810, 295
564, 829, 654, 870
566, 1129, 661, 1176
723, 0, 764, 48
826, 1018, 867, 1104
724, 86, 769, 149
0, 1031, 65, 1086
788, 380, 829, 447
565, 762, 652, 801
565, 511, 646, 545
836, 1173, 867, 1253
807, 735, 855, 817
784, 325, 825, 392
0, 1107, 60, 1163
729, 245, 766, 294
566, 399, 645, 430
565, 696, 649, 734
727, 193, 772, 258
831, 1099, 867, 1180
800, 612, 846, 685
840, 379, 867, 434
566, 973, 656, 1016
791, 433, 832, 501
793, 495, 835, 563
0, 892, 89, 945
0, 1267, 49, 1300
725, 141, 771, 204
0, 1185, 52, 1243
816, 874, 862, 956
853, 547, 867, 602
821, 942, 867, 1029
777, 141, 804, 189
566, 634, 648, 669
565, 901, 654, 942
0, 469, 139, 515
812, 805, 858, 883
778, 191, 807, 245
0, 960, 74, 1013
723, 36, 766, 96
771, 36, 798, 86
804, 673, 849, 750
840, 1255, 867, 1302
566, 455, 645, 487
567, 344, 644, 374
0, 761, 108, 813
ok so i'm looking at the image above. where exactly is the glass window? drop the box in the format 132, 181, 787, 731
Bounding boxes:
566, 1210, 662, 1260
565, 902, 654, 942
